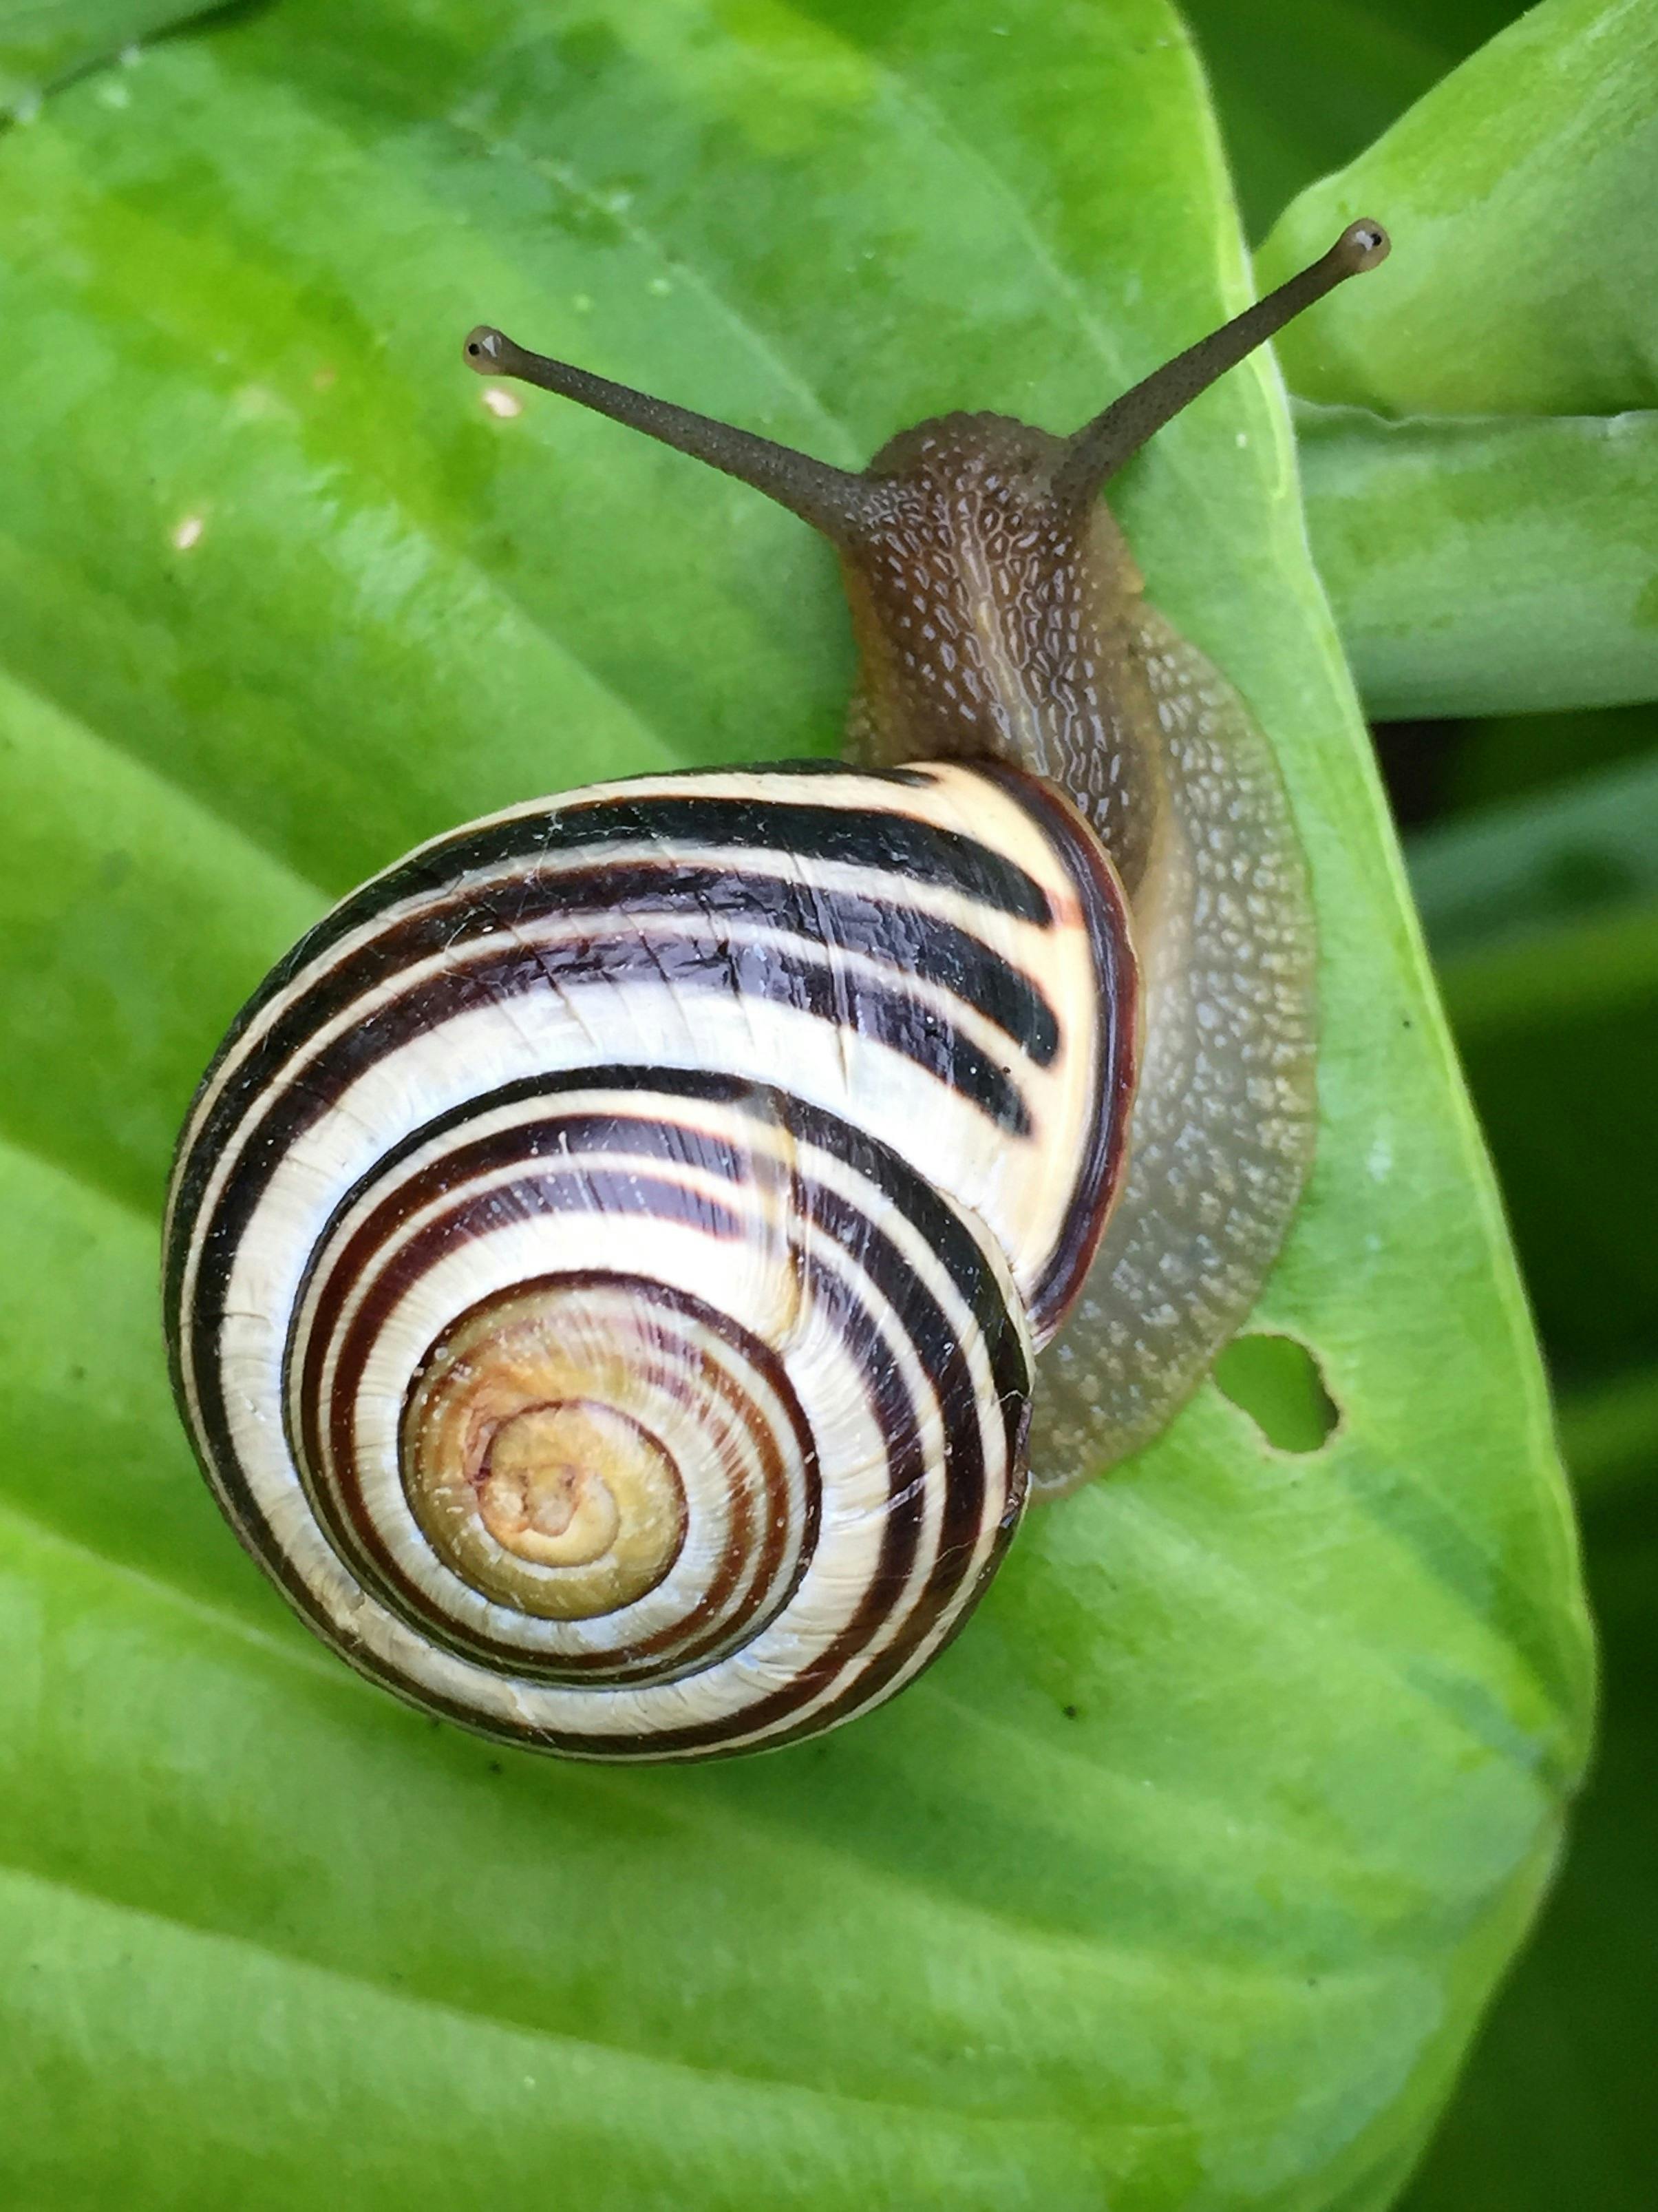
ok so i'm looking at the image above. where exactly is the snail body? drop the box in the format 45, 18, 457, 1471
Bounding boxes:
164, 222, 1388, 1759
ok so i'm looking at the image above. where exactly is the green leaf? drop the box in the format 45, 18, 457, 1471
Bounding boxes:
1180, 0, 1526, 243
1406, 744, 1658, 1402
1259, 0, 1658, 721
1257, 0, 1658, 416
1400, 1481, 1658, 2212
1441, 927, 1658, 1364
1297, 404, 1658, 720
1558, 1367, 1658, 1510
1437, 703, 1658, 813
1395, 717, 1658, 2207
0, 3, 1591, 2206
1438, 890, 1658, 1378
1407, 745, 1658, 963
0, 0, 221, 116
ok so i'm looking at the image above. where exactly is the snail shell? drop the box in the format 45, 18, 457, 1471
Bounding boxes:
165, 763, 1134, 1756
164, 221, 1388, 1758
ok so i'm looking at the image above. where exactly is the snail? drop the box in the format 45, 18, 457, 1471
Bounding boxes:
164, 220, 1389, 1762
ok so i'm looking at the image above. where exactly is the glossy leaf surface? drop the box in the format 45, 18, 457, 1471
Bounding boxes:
1258, 0, 1658, 415
0, 3, 1591, 2205
1262, 0, 1658, 721
1181, 0, 1524, 240
1299, 405, 1658, 719
0, 0, 218, 114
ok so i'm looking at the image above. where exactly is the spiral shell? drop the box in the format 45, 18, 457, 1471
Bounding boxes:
164, 761, 1135, 1757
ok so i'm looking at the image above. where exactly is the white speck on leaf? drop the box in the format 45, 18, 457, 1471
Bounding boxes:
172, 515, 206, 552
481, 386, 522, 419
234, 384, 289, 422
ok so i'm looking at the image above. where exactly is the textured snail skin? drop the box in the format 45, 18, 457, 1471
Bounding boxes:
165, 763, 1134, 1757
1028, 596, 1315, 1491
836, 433, 1316, 1495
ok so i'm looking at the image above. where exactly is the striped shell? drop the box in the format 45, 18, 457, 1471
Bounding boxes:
164, 761, 1136, 1759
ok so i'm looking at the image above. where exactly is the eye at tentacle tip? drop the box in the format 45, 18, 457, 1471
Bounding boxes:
1334, 218, 1390, 273
463, 325, 510, 374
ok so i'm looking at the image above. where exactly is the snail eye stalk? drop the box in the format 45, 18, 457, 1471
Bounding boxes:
1053, 220, 1390, 508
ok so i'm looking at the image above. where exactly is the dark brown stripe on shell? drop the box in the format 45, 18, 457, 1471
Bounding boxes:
225, 860, 1060, 1073
180, 783, 1056, 1122
966, 761, 1139, 1341
173, 1065, 1033, 1760
169, 923, 1032, 1357
469, 1101, 1029, 1757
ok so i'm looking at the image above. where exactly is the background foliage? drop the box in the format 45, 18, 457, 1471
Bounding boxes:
0, 0, 1648, 2205
1221, 3, 1656, 2202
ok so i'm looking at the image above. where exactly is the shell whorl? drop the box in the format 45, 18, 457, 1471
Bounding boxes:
164, 762, 1136, 1759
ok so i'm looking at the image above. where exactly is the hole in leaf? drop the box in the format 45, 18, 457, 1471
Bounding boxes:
1213, 1334, 1339, 1453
